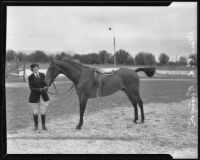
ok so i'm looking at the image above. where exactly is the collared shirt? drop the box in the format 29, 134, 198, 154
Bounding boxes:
34, 73, 40, 79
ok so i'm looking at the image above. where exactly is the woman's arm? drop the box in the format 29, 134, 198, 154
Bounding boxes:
42, 73, 48, 87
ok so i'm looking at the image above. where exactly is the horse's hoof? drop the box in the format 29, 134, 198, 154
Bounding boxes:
76, 125, 81, 130
133, 120, 138, 124
141, 120, 145, 123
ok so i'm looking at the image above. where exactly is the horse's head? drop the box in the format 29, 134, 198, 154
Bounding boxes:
45, 58, 61, 87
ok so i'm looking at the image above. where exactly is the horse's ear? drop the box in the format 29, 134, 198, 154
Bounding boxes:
49, 57, 54, 64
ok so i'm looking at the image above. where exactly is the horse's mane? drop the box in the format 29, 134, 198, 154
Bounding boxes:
54, 59, 91, 70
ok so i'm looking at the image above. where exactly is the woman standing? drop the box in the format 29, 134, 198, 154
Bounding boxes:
28, 63, 49, 131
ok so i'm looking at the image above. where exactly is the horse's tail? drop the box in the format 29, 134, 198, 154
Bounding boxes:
135, 67, 155, 77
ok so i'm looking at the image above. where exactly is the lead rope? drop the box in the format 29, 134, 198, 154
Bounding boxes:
53, 82, 58, 94
47, 82, 74, 95
49, 81, 76, 110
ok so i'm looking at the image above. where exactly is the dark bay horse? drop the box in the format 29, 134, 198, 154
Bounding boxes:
45, 59, 155, 129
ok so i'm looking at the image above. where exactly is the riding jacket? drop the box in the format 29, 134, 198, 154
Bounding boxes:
28, 72, 49, 103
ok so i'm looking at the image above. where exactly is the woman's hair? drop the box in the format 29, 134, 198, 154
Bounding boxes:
30, 63, 39, 71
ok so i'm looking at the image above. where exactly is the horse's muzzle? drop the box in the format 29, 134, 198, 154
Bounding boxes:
45, 78, 51, 87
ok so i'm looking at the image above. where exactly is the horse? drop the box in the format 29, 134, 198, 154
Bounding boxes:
45, 58, 155, 130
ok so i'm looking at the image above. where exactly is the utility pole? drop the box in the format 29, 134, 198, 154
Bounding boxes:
113, 36, 116, 68
109, 27, 116, 68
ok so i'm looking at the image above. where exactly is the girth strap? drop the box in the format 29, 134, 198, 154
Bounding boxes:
94, 70, 103, 108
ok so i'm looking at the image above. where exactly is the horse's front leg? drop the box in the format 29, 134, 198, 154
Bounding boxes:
76, 95, 88, 130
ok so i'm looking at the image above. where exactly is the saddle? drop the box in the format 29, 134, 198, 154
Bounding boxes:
94, 67, 119, 98
95, 67, 119, 75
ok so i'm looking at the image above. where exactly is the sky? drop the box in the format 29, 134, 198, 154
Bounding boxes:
6, 2, 197, 61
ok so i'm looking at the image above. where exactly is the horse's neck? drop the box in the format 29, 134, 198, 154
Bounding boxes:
56, 61, 82, 84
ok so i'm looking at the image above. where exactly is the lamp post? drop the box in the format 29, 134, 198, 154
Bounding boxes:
109, 27, 116, 68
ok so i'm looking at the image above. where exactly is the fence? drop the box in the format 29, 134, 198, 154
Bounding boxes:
6, 62, 26, 82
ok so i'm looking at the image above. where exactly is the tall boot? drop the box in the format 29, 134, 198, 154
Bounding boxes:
41, 114, 47, 130
33, 114, 38, 131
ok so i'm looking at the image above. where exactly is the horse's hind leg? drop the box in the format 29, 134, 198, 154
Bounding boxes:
138, 97, 145, 122
123, 90, 138, 123
76, 95, 88, 130
132, 99, 138, 123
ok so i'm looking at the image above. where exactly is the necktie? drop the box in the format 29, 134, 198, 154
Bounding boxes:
36, 74, 40, 79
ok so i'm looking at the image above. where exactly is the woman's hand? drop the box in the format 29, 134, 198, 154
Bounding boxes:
40, 87, 48, 92
43, 87, 48, 92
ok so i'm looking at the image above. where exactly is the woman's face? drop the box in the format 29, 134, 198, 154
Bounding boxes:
33, 66, 39, 73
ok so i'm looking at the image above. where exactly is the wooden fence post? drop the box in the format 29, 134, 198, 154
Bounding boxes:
23, 62, 26, 82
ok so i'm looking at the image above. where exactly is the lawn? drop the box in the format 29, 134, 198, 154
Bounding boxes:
6, 75, 196, 132
6, 73, 197, 156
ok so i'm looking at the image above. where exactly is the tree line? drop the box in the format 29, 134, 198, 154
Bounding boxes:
6, 49, 197, 66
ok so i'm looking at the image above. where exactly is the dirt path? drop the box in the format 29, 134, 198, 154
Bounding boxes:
7, 99, 197, 158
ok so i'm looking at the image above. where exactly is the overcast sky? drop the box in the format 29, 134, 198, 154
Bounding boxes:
6, 2, 197, 61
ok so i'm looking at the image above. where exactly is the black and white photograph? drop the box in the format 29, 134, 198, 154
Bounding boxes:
4, 1, 197, 158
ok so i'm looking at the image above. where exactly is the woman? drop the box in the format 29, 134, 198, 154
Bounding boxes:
28, 63, 49, 131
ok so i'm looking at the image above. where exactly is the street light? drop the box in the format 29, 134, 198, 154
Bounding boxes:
109, 27, 116, 68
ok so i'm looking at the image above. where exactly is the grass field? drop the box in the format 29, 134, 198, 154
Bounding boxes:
6, 75, 196, 132
5, 68, 197, 156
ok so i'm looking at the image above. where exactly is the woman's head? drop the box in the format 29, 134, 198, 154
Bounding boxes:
30, 63, 39, 73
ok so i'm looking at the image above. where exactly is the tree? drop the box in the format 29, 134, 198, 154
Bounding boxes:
80, 53, 100, 64
80, 54, 89, 64
17, 52, 26, 62
126, 54, 134, 65
178, 56, 187, 65
144, 53, 155, 65
29, 50, 48, 62
135, 52, 156, 65
99, 50, 112, 64
115, 50, 124, 64
72, 54, 81, 60
55, 53, 62, 60
114, 49, 134, 65
6, 49, 17, 62
158, 53, 169, 65
60, 51, 71, 60
54, 51, 72, 60
89, 53, 100, 64
47, 54, 55, 62
135, 52, 145, 65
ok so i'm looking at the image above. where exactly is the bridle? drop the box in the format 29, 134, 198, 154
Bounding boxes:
46, 62, 76, 96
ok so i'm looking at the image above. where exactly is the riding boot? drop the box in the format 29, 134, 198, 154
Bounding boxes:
41, 114, 47, 130
33, 114, 38, 131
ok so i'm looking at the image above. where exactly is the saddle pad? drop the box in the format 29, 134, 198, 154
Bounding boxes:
99, 68, 120, 73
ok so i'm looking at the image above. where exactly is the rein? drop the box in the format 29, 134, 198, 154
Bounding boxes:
47, 82, 75, 96
47, 82, 59, 95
